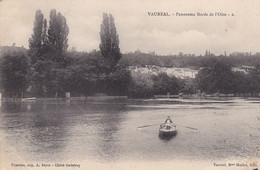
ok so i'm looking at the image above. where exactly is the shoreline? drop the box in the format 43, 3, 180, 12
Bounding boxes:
1, 96, 260, 102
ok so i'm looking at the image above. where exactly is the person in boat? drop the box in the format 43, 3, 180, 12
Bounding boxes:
165, 116, 173, 124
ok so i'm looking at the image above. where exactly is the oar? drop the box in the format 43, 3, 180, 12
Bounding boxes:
137, 123, 161, 129
185, 126, 198, 130
175, 124, 198, 130
137, 123, 198, 130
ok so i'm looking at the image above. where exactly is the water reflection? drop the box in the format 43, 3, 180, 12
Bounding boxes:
77, 101, 127, 161
2, 101, 25, 113
0, 99, 129, 161
158, 134, 176, 141
158, 135, 175, 141
0, 98, 259, 162
1, 101, 71, 161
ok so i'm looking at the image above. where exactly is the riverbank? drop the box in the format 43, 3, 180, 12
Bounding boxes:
0, 96, 128, 102
1, 95, 260, 102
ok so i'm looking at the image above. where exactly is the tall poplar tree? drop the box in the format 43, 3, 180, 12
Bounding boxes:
99, 13, 121, 70
28, 10, 44, 63
28, 9, 70, 97
47, 9, 69, 60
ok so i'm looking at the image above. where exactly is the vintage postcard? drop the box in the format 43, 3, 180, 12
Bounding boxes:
0, 0, 259, 169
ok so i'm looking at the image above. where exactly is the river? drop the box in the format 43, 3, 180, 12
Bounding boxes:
0, 98, 259, 168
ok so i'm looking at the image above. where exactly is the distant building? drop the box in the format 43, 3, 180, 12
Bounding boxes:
231, 66, 255, 74
128, 65, 198, 79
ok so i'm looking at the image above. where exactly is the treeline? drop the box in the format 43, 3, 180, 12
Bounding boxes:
1, 48, 260, 98
0, 9, 260, 98
196, 57, 260, 95
120, 51, 260, 68
0, 10, 131, 98
128, 56, 260, 97
129, 71, 194, 98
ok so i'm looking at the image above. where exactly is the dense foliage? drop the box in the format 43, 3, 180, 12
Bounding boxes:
0, 54, 29, 97
0, 10, 132, 98
128, 71, 154, 98
120, 51, 260, 68
152, 73, 180, 95
99, 13, 121, 70
0, 10, 260, 98
195, 57, 260, 95
27, 9, 70, 97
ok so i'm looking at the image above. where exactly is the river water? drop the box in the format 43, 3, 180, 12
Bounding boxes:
0, 98, 259, 164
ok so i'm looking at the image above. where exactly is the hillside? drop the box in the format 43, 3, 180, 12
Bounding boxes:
120, 51, 260, 68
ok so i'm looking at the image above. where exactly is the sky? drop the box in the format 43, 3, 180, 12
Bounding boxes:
1, 0, 260, 55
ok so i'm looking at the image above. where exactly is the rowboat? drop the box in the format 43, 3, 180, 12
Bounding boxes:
159, 123, 177, 138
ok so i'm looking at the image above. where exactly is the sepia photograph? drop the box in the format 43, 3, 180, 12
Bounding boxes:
0, 0, 260, 169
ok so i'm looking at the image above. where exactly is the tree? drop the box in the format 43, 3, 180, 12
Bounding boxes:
247, 65, 260, 94
99, 13, 121, 70
65, 55, 101, 96
1, 54, 29, 97
195, 58, 235, 94
232, 71, 250, 94
128, 72, 154, 98
28, 10, 45, 63
28, 9, 70, 97
195, 68, 213, 93
152, 73, 180, 95
152, 73, 170, 95
179, 78, 195, 94
104, 66, 131, 95
47, 9, 69, 63
29, 60, 54, 97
